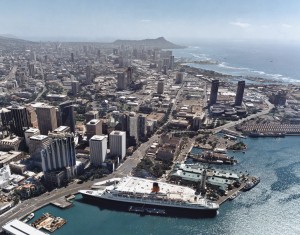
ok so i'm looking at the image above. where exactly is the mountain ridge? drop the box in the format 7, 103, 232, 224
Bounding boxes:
113, 37, 185, 49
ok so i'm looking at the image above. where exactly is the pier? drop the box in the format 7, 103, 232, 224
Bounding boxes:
51, 197, 73, 209
216, 176, 257, 205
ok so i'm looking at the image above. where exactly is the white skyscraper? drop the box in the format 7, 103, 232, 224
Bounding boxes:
109, 131, 126, 159
89, 135, 107, 166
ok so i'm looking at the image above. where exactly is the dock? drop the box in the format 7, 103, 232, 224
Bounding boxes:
31, 213, 66, 233
51, 197, 73, 209
216, 176, 257, 205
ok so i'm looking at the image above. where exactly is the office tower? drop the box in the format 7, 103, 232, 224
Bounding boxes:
28, 63, 35, 77
59, 101, 75, 133
119, 113, 129, 132
85, 111, 99, 123
6, 105, 31, 137
25, 104, 38, 128
86, 65, 92, 84
116, 72, 128, 90
169, 55, 174, 70
163, 58, 170, 67
129, 113, 138, 141
71, 52, 74, 62
24, 128, 40, 146
0, 108, 12, 136
209, 80, 219, 106
97, 49, 101, 58
138, 114, 147, 139
175, 72, 184, 84
86, 119, 102, 140
127, 67, 133, 84
157, 80, 164, 94
29, 135, 51, 155
109, 131, 126, 159
163, 65, 167, 75
235, 81, 246, 106
29, 135, 51, 168
89, 135, 107, 166
36, 104, 57, 135
157, 60, 163, 73
41, 133, 76, 172
71, 81, 80, 96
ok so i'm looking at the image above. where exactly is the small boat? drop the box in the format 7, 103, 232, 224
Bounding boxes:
23, 213, 35, 223
229, 191, 241, 200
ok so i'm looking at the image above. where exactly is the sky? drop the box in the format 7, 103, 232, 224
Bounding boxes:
1, 0, 300, 43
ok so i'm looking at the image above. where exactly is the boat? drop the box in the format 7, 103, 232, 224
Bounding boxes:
229, 191, 241, 200
79, 176, 219, 218
242, 177, 260, 192
23, 213, 35, 223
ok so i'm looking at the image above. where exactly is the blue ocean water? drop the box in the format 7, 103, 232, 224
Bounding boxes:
32, 137, 300, 235
173, 41, 300, 83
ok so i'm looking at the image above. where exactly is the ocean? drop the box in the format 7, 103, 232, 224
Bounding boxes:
172, 41, 300, 84
31, 136, 300, 235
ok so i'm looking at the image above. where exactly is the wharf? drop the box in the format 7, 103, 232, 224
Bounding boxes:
51, 197, 73, 209
216, 176, 257, 205
31, 213, 66, 233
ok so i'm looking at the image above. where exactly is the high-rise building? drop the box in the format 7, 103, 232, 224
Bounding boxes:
85, 111, 99, 123
41, 133, 76, 172
127, 67, 133, 84
109, 131, 126, 159
71, 52, 74, 62
71, 81, 80, 96
138, 114, 147, 139
6, 105, 31, 137
169, 55, 174, 70
157, 80, 164, 94
163, 65, 167, 75
89, 135, 107, 166
157, 60, 163, 73
36, 104, 57, 135
175, 72, 184, 84
59, 101, 75, 133
28, 63, 35, 77
235, 81, 245, 106
209, 80, 219, 106
24, 128, 40, 146
86, 65, 92, 84
29, 135, 51, 168
86, 119, 102, 140
129, 114, 138, 141
116, 72, 127, 90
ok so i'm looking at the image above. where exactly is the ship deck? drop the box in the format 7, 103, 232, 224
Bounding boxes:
115, 177, 199, 202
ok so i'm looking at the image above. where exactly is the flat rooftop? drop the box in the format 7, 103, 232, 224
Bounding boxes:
90, 135, 107, 141
30, 135, 48, 141
2, 219, 49, 235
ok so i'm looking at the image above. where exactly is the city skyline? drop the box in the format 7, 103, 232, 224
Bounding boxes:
1, 0, 300, 43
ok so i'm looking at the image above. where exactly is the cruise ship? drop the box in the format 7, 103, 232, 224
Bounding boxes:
79, 177, 219, 217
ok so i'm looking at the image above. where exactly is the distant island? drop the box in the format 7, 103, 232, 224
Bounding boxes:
113, 37, 185, 49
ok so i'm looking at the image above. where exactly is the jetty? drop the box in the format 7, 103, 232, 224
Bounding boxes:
31, 213, 67, 233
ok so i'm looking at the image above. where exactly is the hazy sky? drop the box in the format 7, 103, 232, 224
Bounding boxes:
1, 0, 300, 42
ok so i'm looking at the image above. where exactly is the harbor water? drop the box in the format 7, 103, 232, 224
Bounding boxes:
32, 136, 300, 235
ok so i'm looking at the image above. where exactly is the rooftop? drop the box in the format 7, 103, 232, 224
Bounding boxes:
2, 219, 49, 235
90, 135, 107, 141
